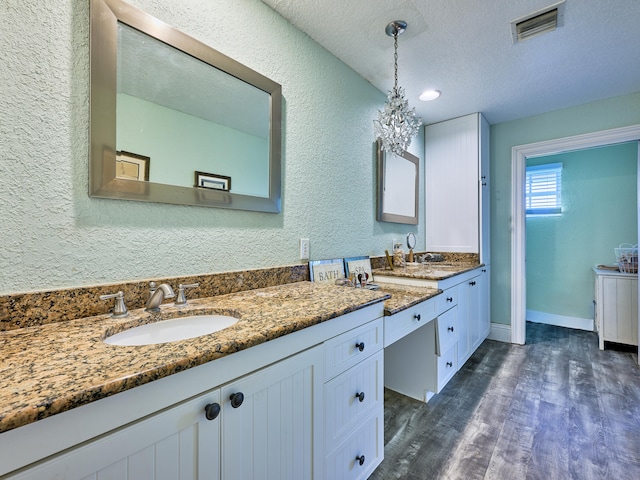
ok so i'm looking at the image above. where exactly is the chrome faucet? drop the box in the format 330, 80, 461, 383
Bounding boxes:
145, 283, 175, 312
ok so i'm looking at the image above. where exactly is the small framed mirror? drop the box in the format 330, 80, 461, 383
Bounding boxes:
376, 139, 419, 224
90, 0, 282, 212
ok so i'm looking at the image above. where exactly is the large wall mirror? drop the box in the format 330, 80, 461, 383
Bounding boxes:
376, 139, 419, 224
90, 0, 282, 212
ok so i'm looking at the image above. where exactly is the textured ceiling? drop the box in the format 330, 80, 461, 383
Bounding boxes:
260, 0, 640, 125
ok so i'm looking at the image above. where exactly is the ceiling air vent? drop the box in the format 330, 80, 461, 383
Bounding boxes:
511, 1, 565, 43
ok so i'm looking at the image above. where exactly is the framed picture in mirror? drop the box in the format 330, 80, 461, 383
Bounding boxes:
195, 172, 231, 191
115, 151, 150, 181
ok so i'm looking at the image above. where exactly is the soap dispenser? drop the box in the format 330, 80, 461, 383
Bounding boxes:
393, 243, 405, 267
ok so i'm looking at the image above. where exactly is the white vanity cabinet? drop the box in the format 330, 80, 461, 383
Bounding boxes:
593, 268, 638, 350
323, 318, 384, 480
378, 266, 489, 401
2, 303, 387, 480
9, 346, 323, 480
425, 112, 490, 263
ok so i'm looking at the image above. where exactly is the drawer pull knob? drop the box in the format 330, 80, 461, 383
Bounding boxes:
229, 392, 244, 408
355, 342, 365, 352
356, 455, 366, 466
446, 297, 453, 302
204, 403, 221, 420
355, 392, 365, 402
414, 313, 421, 321
446, 361, 453, 368
469, 281, 476, 286
447, 326, 454, 332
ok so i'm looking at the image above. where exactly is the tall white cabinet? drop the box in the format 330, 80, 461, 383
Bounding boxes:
425, 112, 490, 264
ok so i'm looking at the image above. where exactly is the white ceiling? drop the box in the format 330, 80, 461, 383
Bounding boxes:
260, 0, 640, 125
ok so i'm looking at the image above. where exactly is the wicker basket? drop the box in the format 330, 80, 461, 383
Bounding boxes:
615, 243, 638, 273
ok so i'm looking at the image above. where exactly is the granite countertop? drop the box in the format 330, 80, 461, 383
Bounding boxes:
373, 262, 482, 281
377, 284, 441, 315
0, 282, 390, 434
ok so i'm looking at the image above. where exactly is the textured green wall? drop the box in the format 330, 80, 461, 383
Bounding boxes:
526, 143, 638, 320
491, 92, 640, 326
0, 0, 423, 294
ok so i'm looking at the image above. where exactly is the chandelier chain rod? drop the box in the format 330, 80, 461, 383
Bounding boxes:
393, 31, 399, 93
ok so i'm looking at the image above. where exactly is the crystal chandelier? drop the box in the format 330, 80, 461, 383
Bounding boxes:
374, 20, 422, 156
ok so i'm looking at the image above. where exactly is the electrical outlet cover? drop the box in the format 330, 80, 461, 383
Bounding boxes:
300, 238, 310, 261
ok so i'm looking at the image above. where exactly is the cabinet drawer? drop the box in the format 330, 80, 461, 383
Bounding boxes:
324, 350, 383, 450
436, 343, 457, 392
436, 286, 457, 315
324, 318, 383, 381
384, 298, 436, 347
435, 306, 457, 355
324, 410, 383, 480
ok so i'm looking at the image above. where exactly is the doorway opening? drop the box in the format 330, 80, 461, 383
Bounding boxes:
510, 124, 640, 347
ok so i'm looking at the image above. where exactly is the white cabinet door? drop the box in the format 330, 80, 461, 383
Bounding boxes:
479, 115, 490, 264
425, 112, 489, 260
221, 345, 323, 480
601, 275, 639, 346
469, 271, 486, 353
425, 113, 480, 253
10, 390, 221, 480
479, 266, 491, 343
457, 273, 481, 367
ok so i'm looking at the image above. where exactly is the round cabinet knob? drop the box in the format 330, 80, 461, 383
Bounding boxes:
355, 392, 365, 403
446, 361, 453, 368
229, 392, 244, 408
204, 403, 221, 420
446, 297, 453, 303
355, 342, 365, 352
447, 326, 454, 332
356, 455, 366, 466
414, 314, 421, 321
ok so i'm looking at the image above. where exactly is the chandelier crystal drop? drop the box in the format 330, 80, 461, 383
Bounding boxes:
374, 20, 422, 157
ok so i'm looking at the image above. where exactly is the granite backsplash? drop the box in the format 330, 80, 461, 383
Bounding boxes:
0, 252, 476, 331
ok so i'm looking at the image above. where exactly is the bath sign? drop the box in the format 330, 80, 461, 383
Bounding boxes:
309, 259, 345, 284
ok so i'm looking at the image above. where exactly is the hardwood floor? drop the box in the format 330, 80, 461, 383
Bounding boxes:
370, 322, 640, 480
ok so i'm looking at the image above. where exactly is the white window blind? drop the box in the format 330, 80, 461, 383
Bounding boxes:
526, 162, 562, 215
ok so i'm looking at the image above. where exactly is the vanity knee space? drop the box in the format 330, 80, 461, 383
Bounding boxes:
383, 288, 459, 403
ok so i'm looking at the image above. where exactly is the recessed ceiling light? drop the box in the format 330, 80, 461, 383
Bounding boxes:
419, 90, 441, 101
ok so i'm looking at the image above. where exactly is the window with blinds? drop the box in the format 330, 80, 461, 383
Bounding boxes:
525, 162, 562, 215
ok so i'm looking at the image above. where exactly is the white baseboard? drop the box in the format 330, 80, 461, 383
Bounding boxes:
526, 310, 594, 331
488, 322, 512, 343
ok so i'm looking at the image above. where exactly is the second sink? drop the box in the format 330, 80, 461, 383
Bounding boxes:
104, 315, 239, 346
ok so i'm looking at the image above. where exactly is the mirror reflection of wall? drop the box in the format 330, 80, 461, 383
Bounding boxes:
116, 22, 270, 198
376, 139, 420, 225
383, 152, 417, 218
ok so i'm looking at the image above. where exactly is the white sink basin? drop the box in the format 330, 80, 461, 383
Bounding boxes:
104, 315, 239, 346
